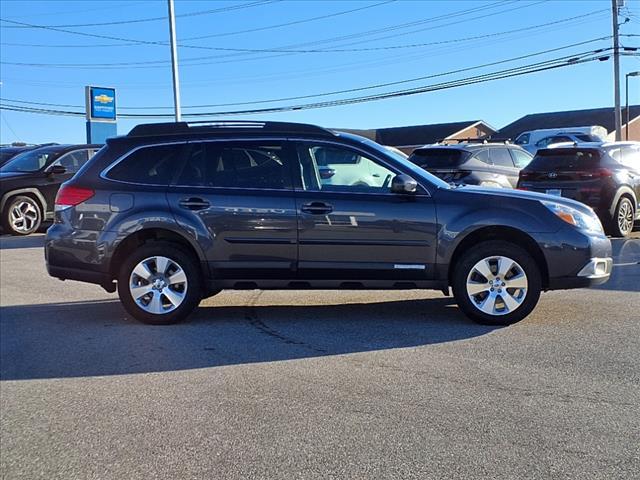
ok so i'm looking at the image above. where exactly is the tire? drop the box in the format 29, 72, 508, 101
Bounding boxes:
608, 197, 635, 238
117, 241, 202, 325
452, 240, 542, 326
2, 195, 42, 236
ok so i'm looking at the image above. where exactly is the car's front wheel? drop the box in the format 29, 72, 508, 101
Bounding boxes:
452, 241, 542, 326
117, 242, 203, 325
2, 195, 42, 236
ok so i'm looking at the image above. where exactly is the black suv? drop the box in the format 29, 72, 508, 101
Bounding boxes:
518, 142, 640, 237
0, 144, 99, 235
407, 142, 533, 188
45, 121, 612, 326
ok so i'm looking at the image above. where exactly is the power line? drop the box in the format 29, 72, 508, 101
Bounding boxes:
0, 49, 615, 119
0, 0, 532, 67
0, 38, 611, 110
0, 0, 396, 49
0, 1, 281, 29
0, 9, 608, 53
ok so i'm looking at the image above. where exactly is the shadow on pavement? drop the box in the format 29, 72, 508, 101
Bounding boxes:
0, 234, 45, 250
0, 297, 495, 381
595, 237, 640, 292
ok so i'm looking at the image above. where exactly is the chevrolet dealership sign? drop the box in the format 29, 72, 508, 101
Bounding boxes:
85, 86, 116, 121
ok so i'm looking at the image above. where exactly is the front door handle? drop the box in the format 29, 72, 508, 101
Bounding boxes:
179, 197, 210, 210
301, 202, 333, 215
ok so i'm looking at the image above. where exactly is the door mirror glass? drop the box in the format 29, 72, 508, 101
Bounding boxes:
47, 164, 67, 175
390, 174, 418, 194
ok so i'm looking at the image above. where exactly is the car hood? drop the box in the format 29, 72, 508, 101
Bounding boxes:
454, 185, 594, 214
0, 171, 33, 180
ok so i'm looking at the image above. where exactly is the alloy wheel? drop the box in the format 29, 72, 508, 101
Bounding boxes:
10, 200, 39, 233
618, 200, 634, 236
466, 255, 528, 316
129, 256, 188, 315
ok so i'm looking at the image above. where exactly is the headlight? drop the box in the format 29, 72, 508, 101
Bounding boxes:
541, 200, 604, 234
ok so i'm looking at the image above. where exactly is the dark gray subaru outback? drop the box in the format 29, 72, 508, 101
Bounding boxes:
45, 121, 612, 326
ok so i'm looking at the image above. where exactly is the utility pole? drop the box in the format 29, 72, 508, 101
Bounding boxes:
612, 0, 622, 140
167, 0, 182, 122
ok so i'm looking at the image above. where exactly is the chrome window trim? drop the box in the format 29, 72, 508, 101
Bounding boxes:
100, 136, 435, 196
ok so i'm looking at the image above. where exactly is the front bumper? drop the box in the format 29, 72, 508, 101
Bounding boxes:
539, 226, 613, 290
548, 257, 613, 289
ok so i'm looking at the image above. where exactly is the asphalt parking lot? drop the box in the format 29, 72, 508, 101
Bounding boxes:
1, 232, 639, 479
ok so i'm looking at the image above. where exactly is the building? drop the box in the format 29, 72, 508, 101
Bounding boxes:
498, 105, 640, 142
338, 120, 497, 154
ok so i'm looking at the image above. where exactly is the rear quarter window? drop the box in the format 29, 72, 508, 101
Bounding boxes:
106, 143, 184, 185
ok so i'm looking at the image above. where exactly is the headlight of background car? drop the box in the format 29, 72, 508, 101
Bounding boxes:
541, 200, 604, 234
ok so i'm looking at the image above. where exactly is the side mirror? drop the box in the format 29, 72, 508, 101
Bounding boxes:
390, 174, 418, 194
47, 165, 66, 175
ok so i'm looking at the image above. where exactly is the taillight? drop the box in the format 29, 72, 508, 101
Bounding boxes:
55, 185, 95, 210
578, 168, 612, 179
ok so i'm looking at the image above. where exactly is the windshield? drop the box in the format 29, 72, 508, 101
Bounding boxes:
0, 148, 57, 173
408, 148, 466, 168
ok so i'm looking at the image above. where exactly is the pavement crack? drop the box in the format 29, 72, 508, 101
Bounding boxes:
243, 291, 327, 354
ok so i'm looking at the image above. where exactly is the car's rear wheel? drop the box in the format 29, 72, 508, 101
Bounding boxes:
609, 197, 635, 238
452, 241, 542, 326
117, 242, 202, 325
2, 195, 42, 236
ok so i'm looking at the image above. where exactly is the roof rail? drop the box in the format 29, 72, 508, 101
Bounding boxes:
434, 137, 513, 145
127, 120, 335, 138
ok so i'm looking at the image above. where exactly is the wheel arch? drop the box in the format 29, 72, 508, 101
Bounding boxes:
1, 188, 47, 215
609, 186, 637, 217
447, 226, 550, 289
109, 227, 208, 282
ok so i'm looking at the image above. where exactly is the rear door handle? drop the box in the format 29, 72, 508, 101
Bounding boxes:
179, 197, 210, 210
301, 202, 333, 215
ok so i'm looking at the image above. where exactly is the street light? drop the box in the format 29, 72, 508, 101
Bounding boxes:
625, 71, 639, 140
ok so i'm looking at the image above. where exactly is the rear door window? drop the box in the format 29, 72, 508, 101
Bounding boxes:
107, 143, 184, 185
176, 141, 292, 190
489, 148, 515, 167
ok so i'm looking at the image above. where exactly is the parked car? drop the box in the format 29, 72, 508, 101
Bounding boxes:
0, 144, 100, 235
0, 143, 57, 166
517, 142, 640, 237
407, 143, 533, 188
46, 121, 611, 326
514, 126, 607, 154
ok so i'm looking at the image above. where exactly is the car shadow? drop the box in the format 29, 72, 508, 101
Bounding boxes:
0, 233, 45, 250
0, 297, 497, 381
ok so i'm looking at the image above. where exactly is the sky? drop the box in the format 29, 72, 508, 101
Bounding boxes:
0, 0, 639, 144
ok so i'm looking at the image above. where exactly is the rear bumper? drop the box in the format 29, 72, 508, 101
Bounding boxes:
46, 264, 116, 292
45, 223, 116, 292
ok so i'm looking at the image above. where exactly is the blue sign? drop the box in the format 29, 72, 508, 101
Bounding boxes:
88, 86, 116, 120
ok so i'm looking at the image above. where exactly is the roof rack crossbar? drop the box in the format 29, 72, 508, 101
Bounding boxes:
127, 121, 335, 138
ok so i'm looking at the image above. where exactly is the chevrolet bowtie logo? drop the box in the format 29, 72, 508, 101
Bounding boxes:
94, 94, 114, 104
